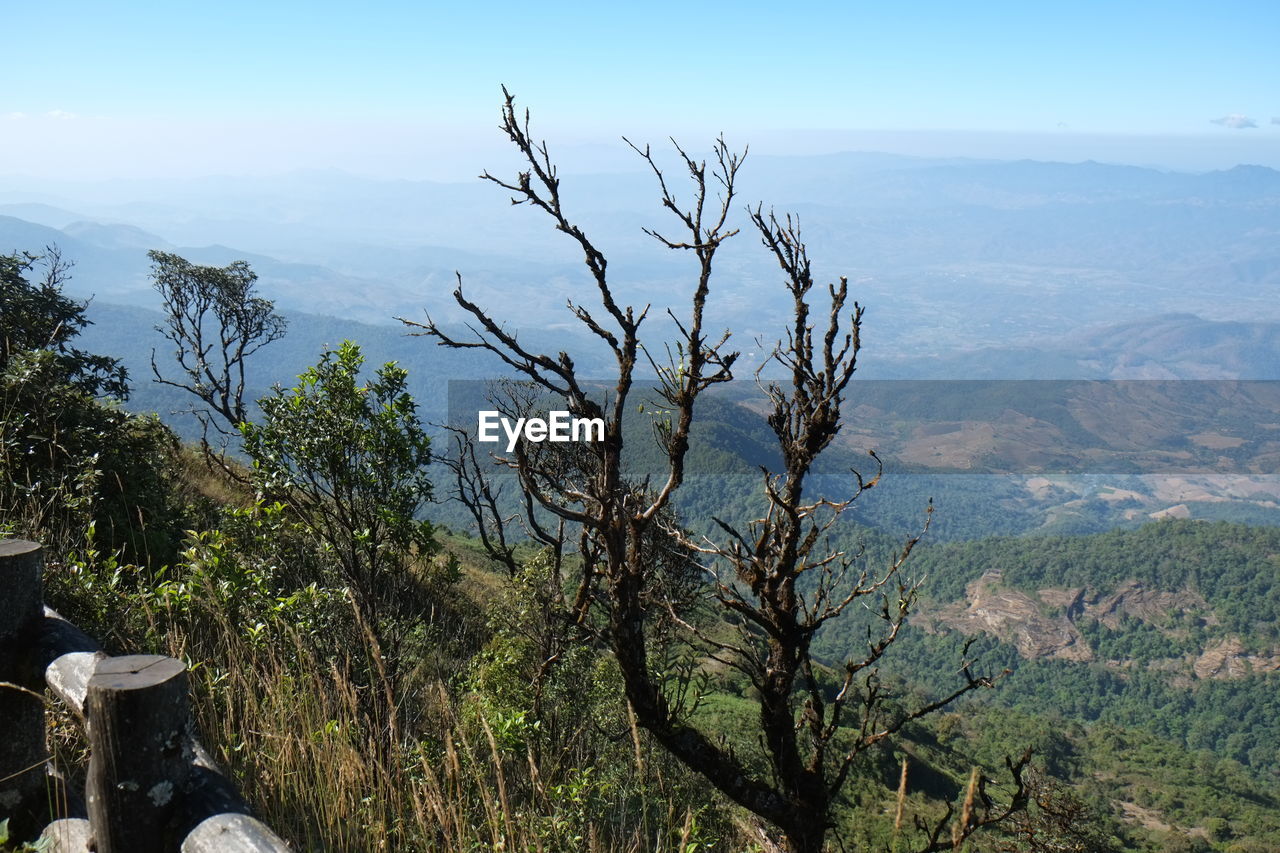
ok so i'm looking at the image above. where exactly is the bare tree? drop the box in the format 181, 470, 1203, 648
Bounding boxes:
148, 250, 286, 447
974, 766, 1117, 853
406, 89, 1022, 853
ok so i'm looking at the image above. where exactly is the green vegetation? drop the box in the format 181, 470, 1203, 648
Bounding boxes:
3, 250, 1278, 848
1, 248, 181, 563
241, 340, 438, 640
904, 520, 1280, 639
0, 249, 746, 849
807, 519, 1280, 850
6, 133, 1280, 850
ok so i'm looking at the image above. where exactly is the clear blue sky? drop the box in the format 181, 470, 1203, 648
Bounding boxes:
3, 0, 1278, 178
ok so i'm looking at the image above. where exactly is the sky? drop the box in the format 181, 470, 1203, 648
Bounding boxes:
3, 0, 1279, 179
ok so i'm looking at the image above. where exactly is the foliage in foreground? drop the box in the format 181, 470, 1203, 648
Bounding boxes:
241, 339, 439, 655
1, 248, 182, 563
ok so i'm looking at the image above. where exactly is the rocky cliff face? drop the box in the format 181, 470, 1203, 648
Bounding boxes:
1192, 637, 1280, 679
1084, 579, 1216, 630
927, 571, 1093, 661
924, 572, 1272, 681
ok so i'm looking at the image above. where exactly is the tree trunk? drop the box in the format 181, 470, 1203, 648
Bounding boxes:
781, 814, 828, 853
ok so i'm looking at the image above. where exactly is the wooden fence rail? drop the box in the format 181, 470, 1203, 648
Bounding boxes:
0, 539, 290, 852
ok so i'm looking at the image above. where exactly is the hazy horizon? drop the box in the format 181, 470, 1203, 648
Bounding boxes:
5, 1, 1279, 181
3, 128, 1280, 184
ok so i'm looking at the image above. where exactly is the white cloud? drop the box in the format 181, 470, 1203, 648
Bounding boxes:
43, 109, 77, 120
3, 112, 28, 120
1210, 114, 1258, 129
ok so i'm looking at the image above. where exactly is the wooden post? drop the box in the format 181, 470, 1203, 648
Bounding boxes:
0, 539, 46, 830
86, 655, 191, 853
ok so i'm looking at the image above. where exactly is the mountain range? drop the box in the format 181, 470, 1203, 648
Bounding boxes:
3, 153, 1278, 354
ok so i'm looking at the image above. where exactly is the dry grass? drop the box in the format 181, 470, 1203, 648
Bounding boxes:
13, 440, 750, 850
130, 566, 742, 852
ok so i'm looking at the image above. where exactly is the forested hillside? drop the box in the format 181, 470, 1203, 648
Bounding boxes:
812, 521, 1280, 849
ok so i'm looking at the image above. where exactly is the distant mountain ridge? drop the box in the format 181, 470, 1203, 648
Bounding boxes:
0, 213, 432, 323
872, 313, 1280, 379
5, 153, 1279, 352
